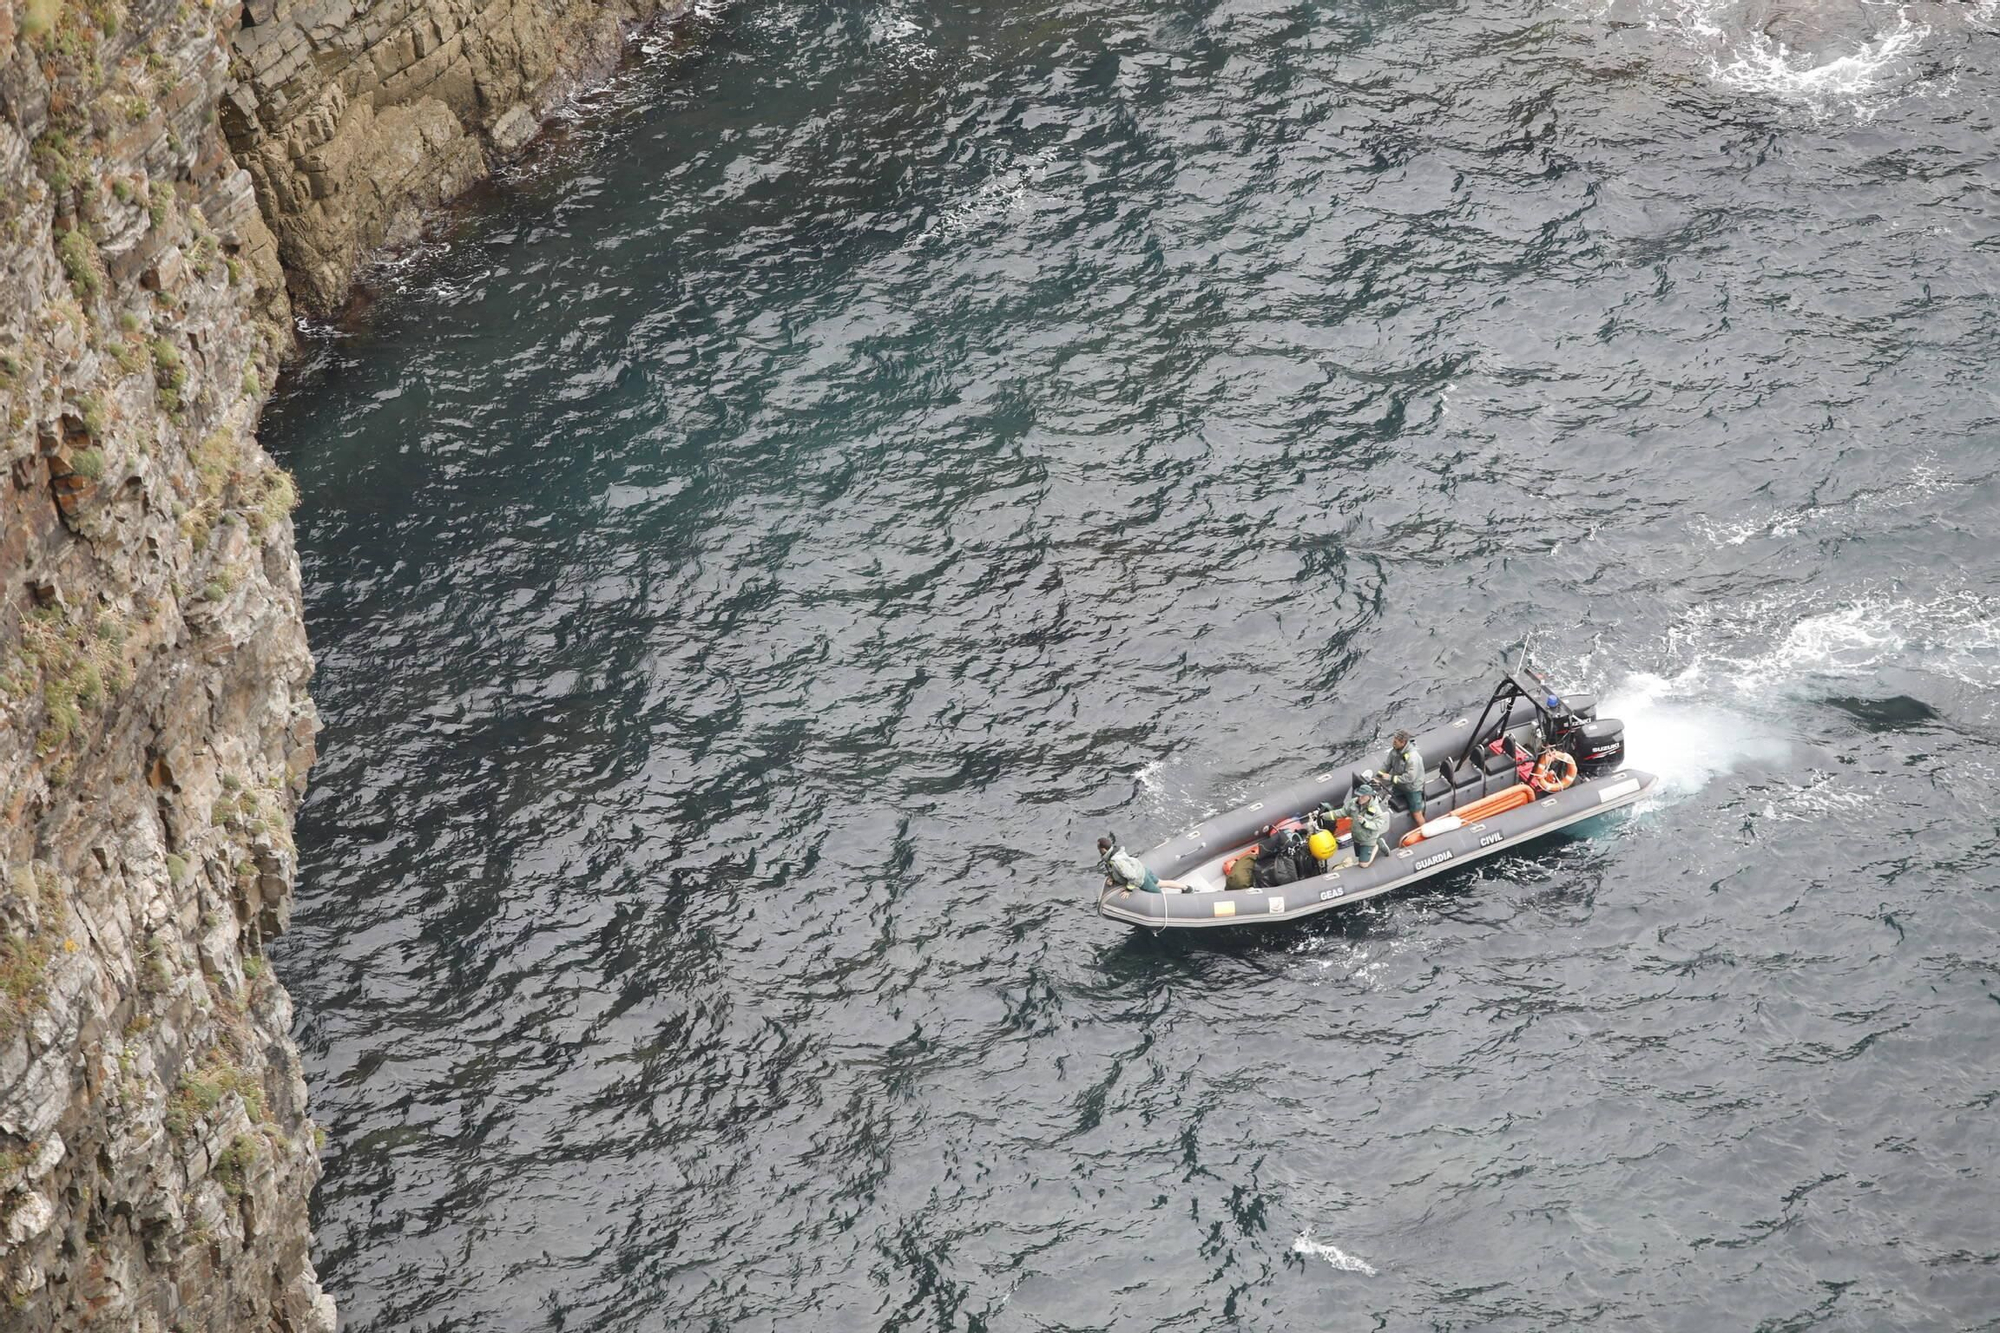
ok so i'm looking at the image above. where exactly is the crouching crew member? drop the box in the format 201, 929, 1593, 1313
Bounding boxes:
1317, 769, 1377, 827
1384, 729, 1427, 828
1331, 791, 1390, 868
1098, 836, 1186, 894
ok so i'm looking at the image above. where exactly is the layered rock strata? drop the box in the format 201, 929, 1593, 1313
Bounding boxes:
224, 0, 684, 312
1, 0, 679, 1326
0, 0, 328, 1322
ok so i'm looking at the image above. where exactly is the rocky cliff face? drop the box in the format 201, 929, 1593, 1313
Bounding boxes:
0, 0, 677, 1325
0, 0, 329, 1322
225, 0, 682, 313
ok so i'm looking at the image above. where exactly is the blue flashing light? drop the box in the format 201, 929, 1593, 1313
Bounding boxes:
1546, 695, 1561, 709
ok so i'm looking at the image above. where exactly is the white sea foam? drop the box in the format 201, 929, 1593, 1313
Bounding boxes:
364, 237, 453, 282
866, 1, 933, 67
1599, 670, 1789, 800
923, 147, 1060, 242
1292, 1229, 1378, 1275
1294, 936, 1411, 987
1852, 460, 1972, 515
1610, 0, 1945, 118
1688, 503, 1814, 547
1135, 759, 1166, 800
1758, 770, 1879, 822
1562, 584, 2000, 704
293, 316, 349, 342
634, 0, 728, 67
1705, 9, 1930, 108
1709, 591, 1999, 694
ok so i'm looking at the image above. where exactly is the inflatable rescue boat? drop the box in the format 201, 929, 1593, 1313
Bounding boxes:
1097, 660, 1656, 930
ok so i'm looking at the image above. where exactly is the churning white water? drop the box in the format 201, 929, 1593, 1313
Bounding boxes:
1291, 1230, 1380, 1275
1606, 0, 1953, 115
1567, 585, 1999, 809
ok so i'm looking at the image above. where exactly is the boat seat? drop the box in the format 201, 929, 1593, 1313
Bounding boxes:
1481, 749, 1517, 776
1443, 758, 1485, 789
1423, 774, 1453, 802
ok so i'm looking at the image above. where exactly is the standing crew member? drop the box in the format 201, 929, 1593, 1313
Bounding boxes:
1384, 729, 1427, 828
1097, 836, 1187, 894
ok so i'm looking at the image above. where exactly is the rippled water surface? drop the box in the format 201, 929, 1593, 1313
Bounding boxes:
262, 1, 2000, 1328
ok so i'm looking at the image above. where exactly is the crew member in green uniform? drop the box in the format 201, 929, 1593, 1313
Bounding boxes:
1098, 836, 1187, 894
1384, 729, 1427, 828
1332, 791, 1389, 868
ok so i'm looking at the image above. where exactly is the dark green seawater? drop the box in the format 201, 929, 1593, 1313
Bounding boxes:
262, 1, 2000, 1328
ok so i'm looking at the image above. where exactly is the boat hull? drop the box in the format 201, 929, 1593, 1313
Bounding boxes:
1098, 702, 1656, 929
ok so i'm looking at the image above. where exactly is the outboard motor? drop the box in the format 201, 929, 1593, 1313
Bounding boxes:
1571, 717, 1626, 775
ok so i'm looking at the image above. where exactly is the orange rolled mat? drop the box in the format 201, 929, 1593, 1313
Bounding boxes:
1398, 783, 1534, 847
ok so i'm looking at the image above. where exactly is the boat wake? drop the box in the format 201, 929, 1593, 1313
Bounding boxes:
1600, 0, 1964, 117
1651, 588, 2000, 698
1544, 585, 1999, 814
1599, 671, 1787, 800
1701, 5, 1930, 110
1688, 457, 1971, 548
1291, 1229, 1379, 1275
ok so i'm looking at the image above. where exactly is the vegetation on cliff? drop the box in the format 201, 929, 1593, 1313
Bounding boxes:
0, 0, 329, 1325
2, 0, 686, 1324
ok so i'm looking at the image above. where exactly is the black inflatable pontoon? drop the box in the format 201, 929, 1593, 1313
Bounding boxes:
1097, 660, 1657, 930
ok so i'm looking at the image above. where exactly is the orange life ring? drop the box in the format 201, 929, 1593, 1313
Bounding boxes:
1532, 750, 1578, 793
